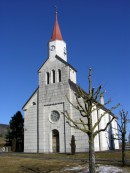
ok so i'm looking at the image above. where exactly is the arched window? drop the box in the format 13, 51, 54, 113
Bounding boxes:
58, 69, 61, 82
52, 70, 55, 83
46, 72, 49, 84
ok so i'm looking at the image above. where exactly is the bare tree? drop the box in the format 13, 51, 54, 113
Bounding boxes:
128, 132, 130, 144
114, 110, 128, 166
62, 68, 120, 173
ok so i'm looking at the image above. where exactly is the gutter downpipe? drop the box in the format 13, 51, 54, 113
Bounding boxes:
37, 89, 39, 153
63, 102, 66, 153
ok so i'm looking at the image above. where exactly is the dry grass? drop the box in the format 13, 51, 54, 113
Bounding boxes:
96, 150, 130, 160
0, 155, 84, 173
0, 151, 130, 173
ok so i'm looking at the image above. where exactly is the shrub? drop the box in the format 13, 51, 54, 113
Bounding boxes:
70, 135, 76, 155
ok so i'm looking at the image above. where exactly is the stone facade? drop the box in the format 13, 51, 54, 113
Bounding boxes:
23, 13, 119, 153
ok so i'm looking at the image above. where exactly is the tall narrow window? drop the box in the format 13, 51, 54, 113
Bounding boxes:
58, 69, 61, 82
52, 70, 55, 83
47, 72, 49, 84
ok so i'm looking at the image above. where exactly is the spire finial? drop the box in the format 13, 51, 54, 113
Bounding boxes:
55, 5, 58, 15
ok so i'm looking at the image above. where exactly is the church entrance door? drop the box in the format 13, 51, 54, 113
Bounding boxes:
52, 129, 59, 152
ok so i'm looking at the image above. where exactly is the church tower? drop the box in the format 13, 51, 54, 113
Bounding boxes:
48, 10, 67, 61
37, 10, 77, 153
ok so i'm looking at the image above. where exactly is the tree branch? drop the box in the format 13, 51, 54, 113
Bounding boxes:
94, 115, 115, 137
62, 111, 89, 134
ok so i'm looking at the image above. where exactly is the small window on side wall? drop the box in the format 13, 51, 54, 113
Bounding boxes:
58, 69, 61, 82
52, 70, 55, 83
46, 72, 49, 84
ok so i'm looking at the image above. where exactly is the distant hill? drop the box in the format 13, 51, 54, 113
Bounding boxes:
0, 124, 9, 137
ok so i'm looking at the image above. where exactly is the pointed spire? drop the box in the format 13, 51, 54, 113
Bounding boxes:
50, 8, 63, 41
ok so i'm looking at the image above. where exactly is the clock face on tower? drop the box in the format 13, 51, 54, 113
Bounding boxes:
50, 45, 55, 51
50, 111, 60, 122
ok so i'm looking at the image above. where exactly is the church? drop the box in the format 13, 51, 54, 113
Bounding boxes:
23, 12, 119, 153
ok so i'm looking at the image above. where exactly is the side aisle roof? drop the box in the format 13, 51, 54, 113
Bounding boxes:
69, 80, 116, 117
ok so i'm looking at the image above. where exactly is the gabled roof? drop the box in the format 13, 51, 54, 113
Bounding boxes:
22, 87, 39, 110
38, 55, 77, 72
38, 58, 48, 72
55, 55, 77, 72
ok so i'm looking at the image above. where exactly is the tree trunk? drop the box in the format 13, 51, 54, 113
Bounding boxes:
122, 133, 126, 167
11, 138, 16, 152
89, 134, 96, 173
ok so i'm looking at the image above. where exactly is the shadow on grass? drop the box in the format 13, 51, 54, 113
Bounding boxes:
21, 166, 52, 173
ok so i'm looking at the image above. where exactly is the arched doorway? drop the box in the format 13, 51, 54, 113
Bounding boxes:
52, 129, 59, 152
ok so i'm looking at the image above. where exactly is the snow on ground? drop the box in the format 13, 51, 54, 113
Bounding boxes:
96, 165, 123, 173
63, 165, 83, 171
64, 164, 129, 173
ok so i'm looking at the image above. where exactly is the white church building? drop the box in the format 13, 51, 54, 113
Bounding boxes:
23, 12, 119, 153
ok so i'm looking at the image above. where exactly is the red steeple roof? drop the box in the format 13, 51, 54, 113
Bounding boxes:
50, 11, 63, 41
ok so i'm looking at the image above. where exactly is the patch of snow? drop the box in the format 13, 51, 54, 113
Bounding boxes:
63, 164, 128, 173
96, 165, 123, 173
64, 165, 125, 173
80, 165, 125, 173
64, 166, 82, 171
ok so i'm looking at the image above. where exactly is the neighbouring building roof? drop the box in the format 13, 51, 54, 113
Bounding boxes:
0, 124, 9, 136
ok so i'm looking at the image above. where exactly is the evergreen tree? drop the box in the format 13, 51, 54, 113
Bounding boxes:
6, 111, 24, 152
70, 135, 76, 155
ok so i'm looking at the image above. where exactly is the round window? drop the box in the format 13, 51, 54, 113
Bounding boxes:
50, 111, 60, 122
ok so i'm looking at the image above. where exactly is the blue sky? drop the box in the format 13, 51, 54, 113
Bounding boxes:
0, 0, 130, 132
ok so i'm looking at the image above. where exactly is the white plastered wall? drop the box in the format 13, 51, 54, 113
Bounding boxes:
24, 92, 38, 153
69, 89, 89, 152
49, 40, 67, 61
69, 68, 76, 83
